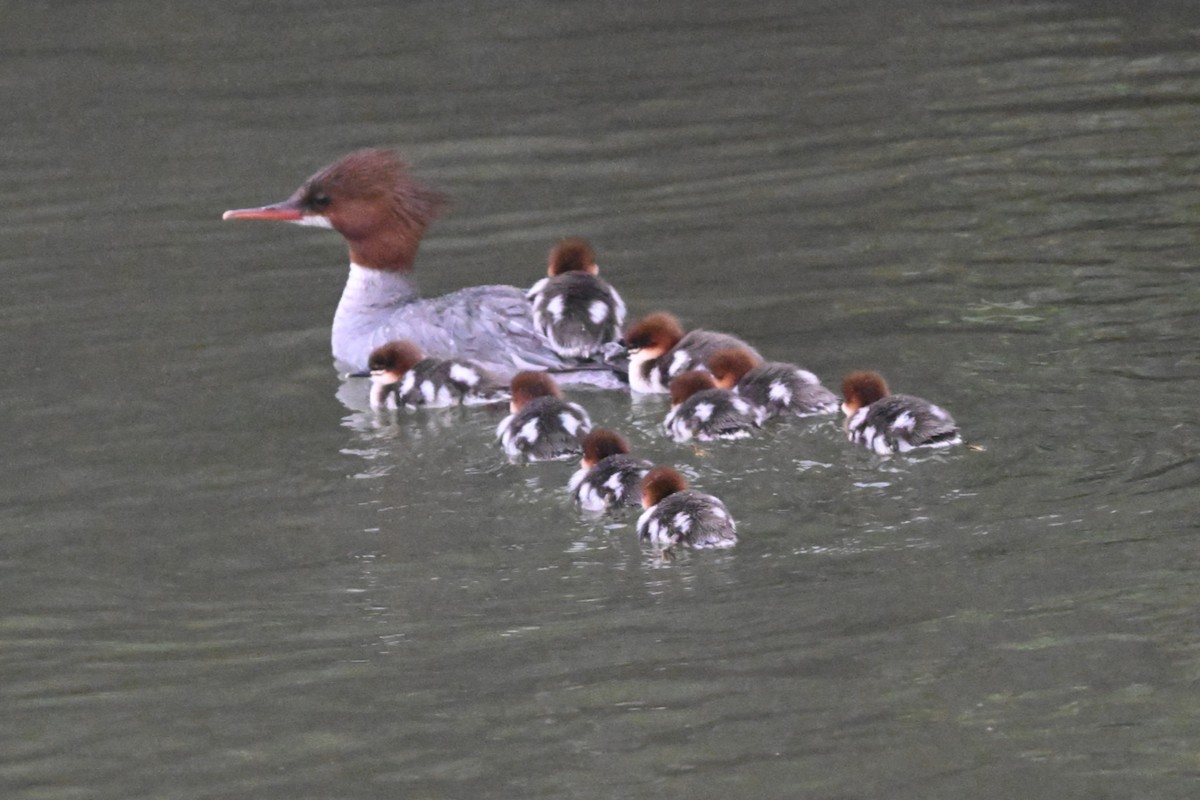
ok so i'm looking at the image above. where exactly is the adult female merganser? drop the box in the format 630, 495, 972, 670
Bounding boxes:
496, 371, 593, 462
222, 149, 623, 387
636, 466, 737, 550
353, 340, 508, 410
622, 312, 760, 394
840, 370, 962, 454
567, 429, 653, 513
707, 347, 838, 418
662, 370, 766, 443
526, 238, 626, 360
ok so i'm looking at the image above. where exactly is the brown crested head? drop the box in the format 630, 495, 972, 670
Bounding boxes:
304, 149, 446, 270
841, 370, 890, 413
224, 149, 447, 272
580, 428, 630, 468
510, 370, 562, 410
668, 370, 718, 406
641, 466, 688, 508
623, 312, 685, 357
707, 347, 762, 389
367, 340, 425, 377
547, 238, 597, 276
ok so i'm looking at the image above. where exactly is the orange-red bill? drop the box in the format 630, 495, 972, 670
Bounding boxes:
222, 200, 304, 221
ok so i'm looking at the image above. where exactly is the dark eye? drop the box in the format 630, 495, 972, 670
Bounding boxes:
309, 191, 331, 210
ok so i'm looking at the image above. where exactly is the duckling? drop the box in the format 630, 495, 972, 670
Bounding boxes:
663, 370, 767, 442
355, 340, 508, 410
527, 238, 626, 359
636, 466, 737, 550
707, 347, 837, 418
840, 370, 961, 454
496, 371, 593, 462
623, 312, 760, 394
567, 429, 653, 512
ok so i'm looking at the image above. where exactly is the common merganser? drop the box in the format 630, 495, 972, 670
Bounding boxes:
840, 370, 962, 454
636, 466, 737, 550
567, 429, 653, 513
222, 149, 623, 387
708, 347, 838, 418
496, 371, 593, 462
353, 340, 508, 411
526, 238, 627, 360
623, 312, 761, 394
662, 370, 766, 443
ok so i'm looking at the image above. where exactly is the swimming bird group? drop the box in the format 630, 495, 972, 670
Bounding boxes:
224, 149, 964, 554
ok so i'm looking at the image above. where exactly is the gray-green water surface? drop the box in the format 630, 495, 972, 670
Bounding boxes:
3, 1, 1200, 798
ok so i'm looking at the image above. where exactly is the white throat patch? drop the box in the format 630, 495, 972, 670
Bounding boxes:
291, 215, 334, 229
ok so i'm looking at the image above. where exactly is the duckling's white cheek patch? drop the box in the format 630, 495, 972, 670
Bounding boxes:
546, 295, 566, 322
519, 418, 541, 444
294, 215, 334, 229
580, 485, 605, 512
866, 428, 893, 454
626, 353, 653, 389
369, 383, 394, 411
568, 465, 587, 491
449, 364, 479, 386
399, 372, 417, 395
588, 300, 609, 325
647, 518, 662, 540
560, 412, 583, 436
668, 350, 691, 376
